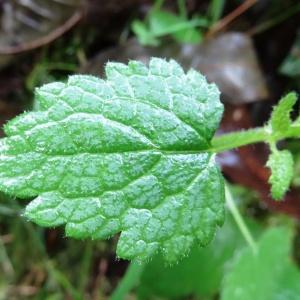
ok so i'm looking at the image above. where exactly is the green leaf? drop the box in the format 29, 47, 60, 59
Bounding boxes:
270, 92, 297, 134
266, 149, 294, 200
138, 213, 262, 299
0, 58, 224, 262
172, 22, 203, 44
221, 226, 300, 300
131, 5, 207, 46
149, 10, 179, 36
131, 20, 159, 46
150, 11, 201, 43
131, 9, 203, 45
149, 10, 203, 44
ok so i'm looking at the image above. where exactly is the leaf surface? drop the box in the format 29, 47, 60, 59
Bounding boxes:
270, 92, 297, 134
149, 10, 202, 44
266, 150, 294, 200
0, 58, 224, 262
222, 226, 300, 300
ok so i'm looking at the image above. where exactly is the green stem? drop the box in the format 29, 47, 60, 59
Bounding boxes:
178, 0, 187, 19
110, 261, 145, 300
225, 185, 258, 254
211, 127, 267, 153
211, 124, 300, 153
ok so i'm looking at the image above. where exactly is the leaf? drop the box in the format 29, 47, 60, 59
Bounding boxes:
0, 58, 224, 262
138, 213, 262, 299
150, 11, 202, 43
149, 10, 203, 44
149, 11, 180, 36
131, 7, 207, 46
267, 92, 298, 200
172, 23, 203, 44
221, 226, 300, 300
270, 92, 297, 134
131, 20, 159, 46
266, 150, 294, 200
132, 10, 205, 46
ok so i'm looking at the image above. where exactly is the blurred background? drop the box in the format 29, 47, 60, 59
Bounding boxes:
1, 0, 300, 299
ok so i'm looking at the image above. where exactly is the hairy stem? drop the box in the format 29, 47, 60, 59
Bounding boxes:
211, 127, 267, 152
211, 124, 300, 153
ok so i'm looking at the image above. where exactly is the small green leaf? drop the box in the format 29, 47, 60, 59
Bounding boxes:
266, 149, 294, 200
132, 9, 205, 46
270, 92, 297, 134
222, 226, 300, 300
172, 23, 203, 44
149, 10, 179, 36
131, 20, 159, 46
0, 58, 224, 262
149, 10, 202, 44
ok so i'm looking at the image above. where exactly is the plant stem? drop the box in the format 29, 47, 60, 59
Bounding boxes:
211, 124, 300, 153
110, 261, 145, 300
211, 127, 267, 152
225, 185, 258, 254
178, 0, 187, 19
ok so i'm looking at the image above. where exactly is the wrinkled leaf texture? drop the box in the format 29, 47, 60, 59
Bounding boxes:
0, 58, 224, 262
